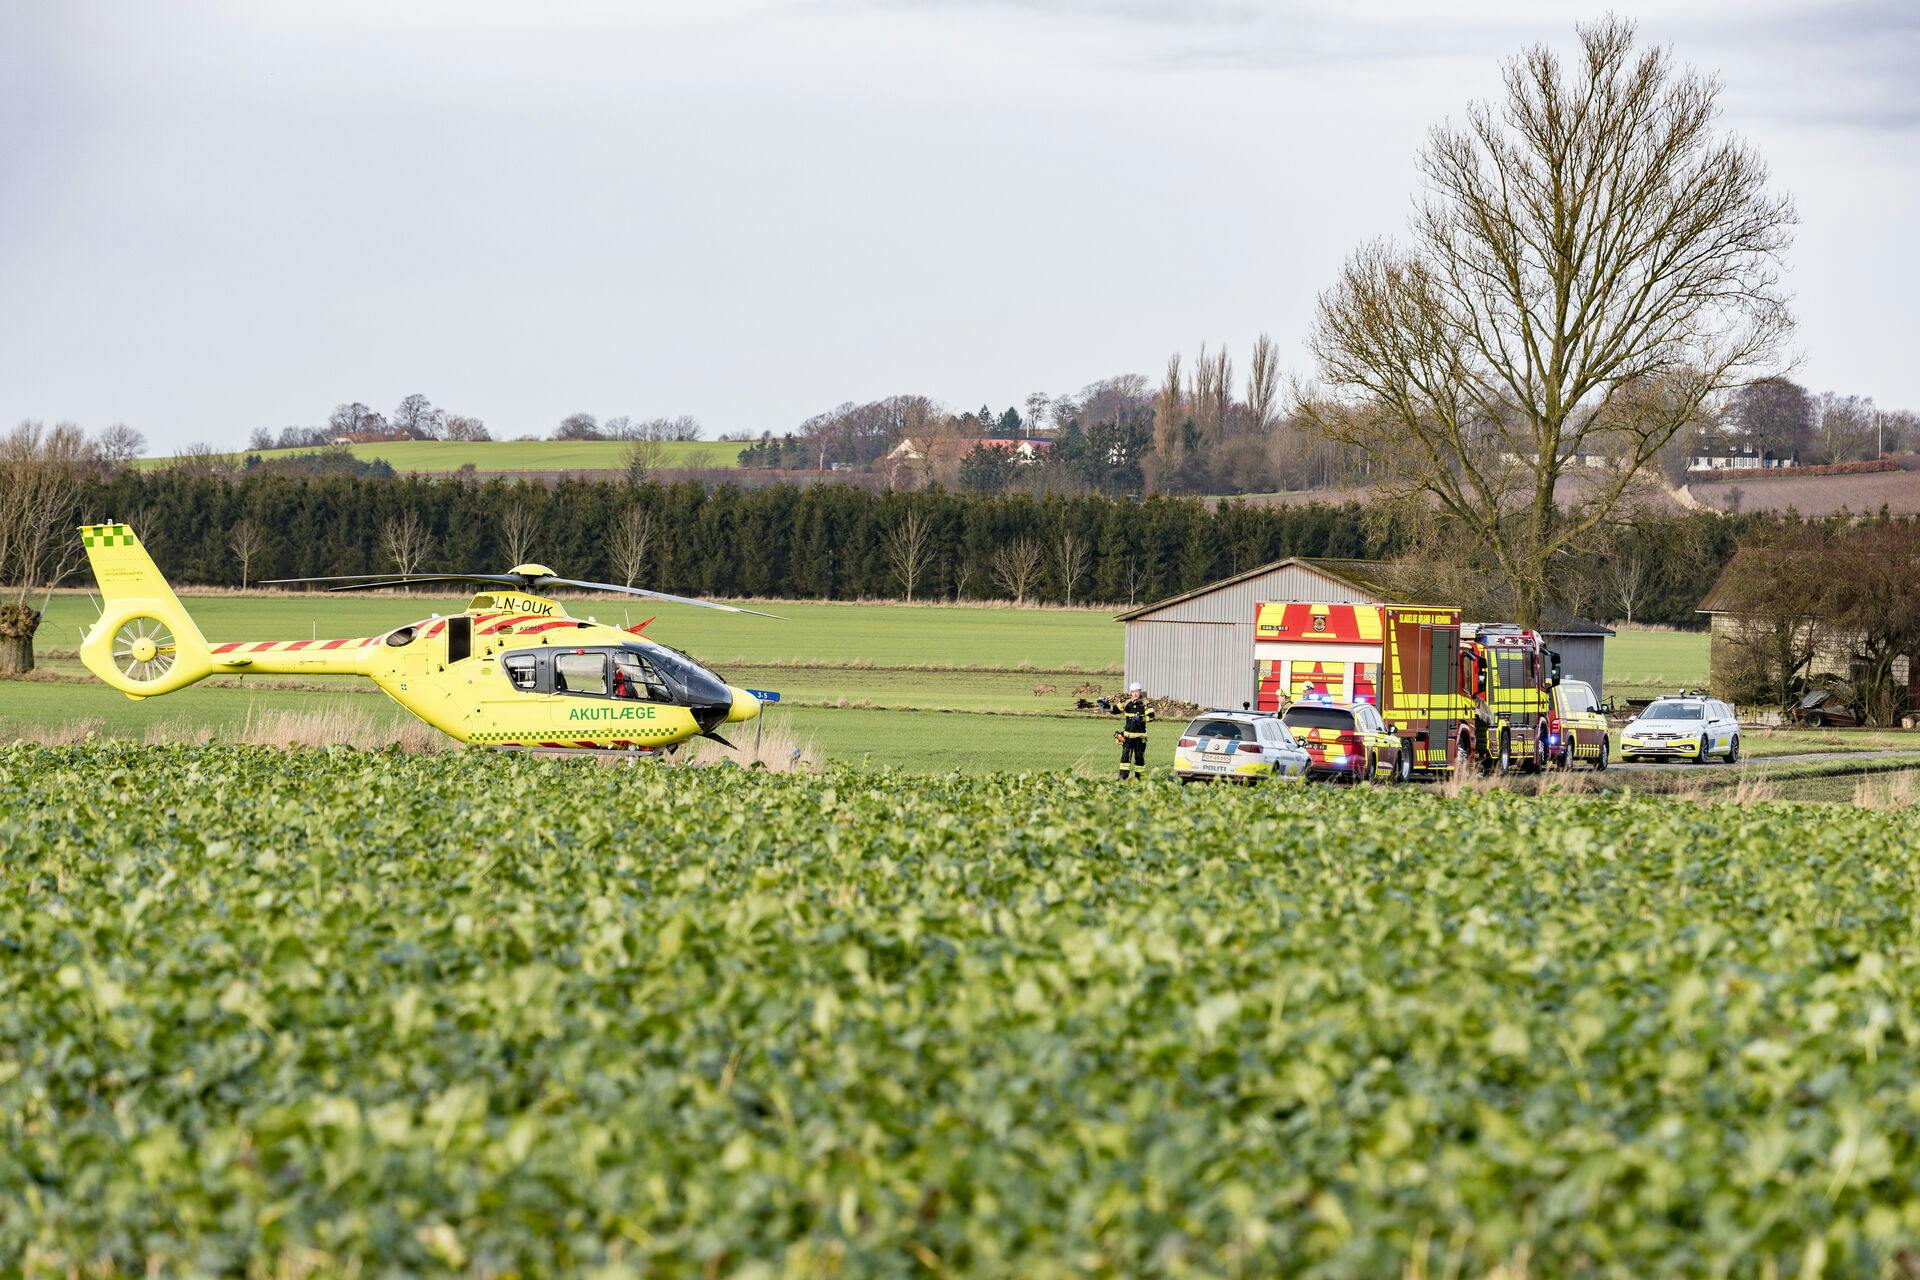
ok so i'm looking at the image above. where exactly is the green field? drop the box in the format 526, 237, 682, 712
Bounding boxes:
1603, 625, 1710, 695
8, 745, 1920, 1274
3, 597, 1763, 776
32, 592, 1122, 672
141, 438, 743, 473
36, 592, 1693, 681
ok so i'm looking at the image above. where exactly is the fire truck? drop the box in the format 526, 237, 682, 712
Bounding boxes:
1457, 623, 1563, 773
1252, 603, 1562, 775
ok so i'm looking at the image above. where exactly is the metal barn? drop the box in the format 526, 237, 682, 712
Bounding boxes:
1118, 557, 1613, 709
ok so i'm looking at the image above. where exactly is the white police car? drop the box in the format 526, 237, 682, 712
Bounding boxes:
1619, 695, 1741, 764
1174, 710, 1311, 784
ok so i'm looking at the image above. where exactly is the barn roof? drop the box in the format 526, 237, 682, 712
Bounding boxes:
1695, 552, 1757, 615
1117, 556, 1614, 636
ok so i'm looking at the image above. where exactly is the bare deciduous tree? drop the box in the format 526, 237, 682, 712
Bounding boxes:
1190, 343, 1232, 439
228, 519, 264, 591
624, 433, 666, 484
1053, 529, 1090, 608
172, 442, 234, 480
1299, 18, 1795, 626
444, 414, 491, 442
609, 505, 656, 588
1023, 392, 1051, 437
392, 394, 444, 440
499, 502, 540, 566
0, 421, 94, 673
882, 509, 936, 603
381, 510, 435, 576
1714, 523, 1920, 723
1813, 392, 1879, 464
1246, 334, 1280, 433
990, 537, 1044, 606
1602, 538, 1652, 627
1153, 354, 1184, 454
96, 422, 147, 466
553, 412, 602, 441
328, 402, 385, 439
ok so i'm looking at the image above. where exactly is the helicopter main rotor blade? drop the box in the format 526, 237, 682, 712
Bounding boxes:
314, 576, 523, 594
262, 572, 524, 589
531, 576, 784, 619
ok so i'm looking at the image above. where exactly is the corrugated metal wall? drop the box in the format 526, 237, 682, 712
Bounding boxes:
1125, 621, 1247, 709
1121, 560, 1612, 708
1550, 635, 1606, 698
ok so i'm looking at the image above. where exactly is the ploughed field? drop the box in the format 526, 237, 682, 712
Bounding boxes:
7, 743, 1920, 1275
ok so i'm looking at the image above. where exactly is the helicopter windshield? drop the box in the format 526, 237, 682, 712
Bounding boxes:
612, 649, 670, 701
632, 643, 731, 712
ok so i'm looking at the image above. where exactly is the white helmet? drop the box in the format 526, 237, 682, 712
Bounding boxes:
1128, 682, 1143, 694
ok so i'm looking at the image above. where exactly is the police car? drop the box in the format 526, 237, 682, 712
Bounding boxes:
1173, 709, 1311, 784
1281, 695, 1414, 783
1619, 695, 1741, 764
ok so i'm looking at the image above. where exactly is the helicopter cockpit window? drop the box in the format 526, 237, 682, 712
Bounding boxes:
503, 653, 539, 692
612, 650, 670, 701
553, 650, 607, 696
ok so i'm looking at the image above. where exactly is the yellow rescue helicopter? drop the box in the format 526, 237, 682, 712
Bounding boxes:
76, 521, 769, 751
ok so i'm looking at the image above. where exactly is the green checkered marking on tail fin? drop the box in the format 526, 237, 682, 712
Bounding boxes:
80, 523, 136, 548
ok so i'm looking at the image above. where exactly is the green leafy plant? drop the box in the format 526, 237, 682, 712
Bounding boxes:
4, 744, 1919, 1276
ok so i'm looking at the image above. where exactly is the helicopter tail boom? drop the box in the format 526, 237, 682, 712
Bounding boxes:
78, 522, 216, 699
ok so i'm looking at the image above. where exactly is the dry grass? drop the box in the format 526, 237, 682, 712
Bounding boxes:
1720, 772, 1779, 806
141, 707, 450, 754
13, 667, 88, 684
1438, 766, 1508, 798
5, 717, 107, 745
684, 717, 821, 773
144, 723, 215, 746
232, 706, 450, 753
1662, 770, 1777, 807
1854, 770, 1919, 811
1529, 769, 1606, 796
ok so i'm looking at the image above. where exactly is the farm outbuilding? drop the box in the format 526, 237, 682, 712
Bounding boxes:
1117, 557, 1614, 710
1697, 557, 1919, 717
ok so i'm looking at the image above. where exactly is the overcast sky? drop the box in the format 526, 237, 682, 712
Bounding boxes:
3, 0, 1915, 451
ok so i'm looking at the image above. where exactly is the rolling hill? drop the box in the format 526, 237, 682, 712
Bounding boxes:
141, 438, 743, 473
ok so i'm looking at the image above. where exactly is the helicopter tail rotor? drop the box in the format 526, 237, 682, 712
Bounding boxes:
77, 522, 215, 699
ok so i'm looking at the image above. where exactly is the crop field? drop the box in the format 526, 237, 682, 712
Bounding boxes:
7, 744, 1920, 1275
139, 438, 743, 473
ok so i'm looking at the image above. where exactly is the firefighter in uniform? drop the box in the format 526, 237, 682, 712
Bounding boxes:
1103, 682, 1156, 780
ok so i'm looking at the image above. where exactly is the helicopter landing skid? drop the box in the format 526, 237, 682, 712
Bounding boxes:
489, 744, 677, 763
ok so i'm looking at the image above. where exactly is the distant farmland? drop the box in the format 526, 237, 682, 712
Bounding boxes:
141, 438, 743, 473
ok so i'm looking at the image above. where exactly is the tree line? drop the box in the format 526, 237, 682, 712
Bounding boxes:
56, 469, 1748, 628
74, 471, 1395, 607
